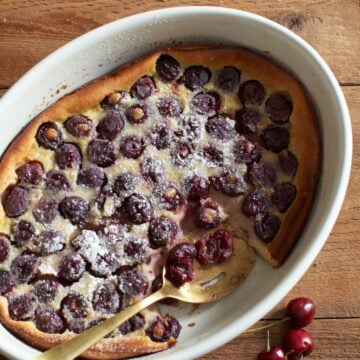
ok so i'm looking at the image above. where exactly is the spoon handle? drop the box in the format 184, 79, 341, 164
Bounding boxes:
35, 290, 165, 360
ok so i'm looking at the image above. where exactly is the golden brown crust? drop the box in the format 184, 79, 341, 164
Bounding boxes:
0, 46, 320, 356
0, 298, 169, 359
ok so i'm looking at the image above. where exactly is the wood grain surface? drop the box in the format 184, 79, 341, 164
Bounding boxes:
0, 1, 359, 359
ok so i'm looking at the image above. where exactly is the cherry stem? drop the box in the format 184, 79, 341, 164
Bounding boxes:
244, 317, 291, 333
266, 330, 270, 352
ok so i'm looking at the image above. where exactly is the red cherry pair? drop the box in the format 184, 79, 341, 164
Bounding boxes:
255, 297, 315, 360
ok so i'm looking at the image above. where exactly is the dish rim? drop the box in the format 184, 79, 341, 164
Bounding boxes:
0, 6, 352, 360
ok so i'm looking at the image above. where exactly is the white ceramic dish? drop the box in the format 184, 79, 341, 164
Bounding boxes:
0, 6, 351, 360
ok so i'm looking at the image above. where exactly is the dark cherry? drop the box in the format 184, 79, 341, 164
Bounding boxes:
96, 110, 125, 140
278, 151, 298, 177
11, 254, 38, 283
13, 220, 35, 247
16, 161, 44, 185
8, 293, 36, 321
37, 229, 65, 255
146, 315, 181, 341
129, 314, 145, 331
36, 122, 63, 149
196, 236, 218, 265
146, 316, 167, 342
58, 253, 86, 283
157, 96, 183, 117
202, 145, 224, 166
120, 135, 145, 159
272, 183, 297, 212
239, 80, 266, 105
32, 198, 58, 224
210, 167, 247, 196
166, 243, 196, 286
118, 320, 132, 335
77, 166, 107, 188
87, 138, 116, 167
148, 216, 178, 249
113, 172, 138, 195
168, 243, 197, 262
254, 213, 281, 242
90, 252, 118, 277
156, 54, 180, 81
206, 115, 235, 140
216, 66, 240, 92
185, 175, 210, 201
35, 307, 65, 334
286, 297, 316, 328
34, 280, 59, 303
192, 92, 220, 117
69, 319, 85, 334
55, 143, 81, 169
69, 321, 86, 335
195, 199, 221, 229
248, 161, 276, 187
65, 115, 93, 137
0, 235, 10, 262
92, 282, 121, 314
140, 157, 164, 185
100, 91, 127, 110
233, 139, 261, 165
2, 185, 30, 217
46, 170, 70, 193
284, 328, 314, 359
127, 103, 148, 124
118, 314, 145, 335
154, 183, 185, 211
148, 122, 173, 150
119, 242, 146, 268
60, 196, 89, 225
61, 293, 88, 321
118, 269, 148, 296
235, 107, 262, 134
171, 141, 193, 166
196, 229, 233, 265
257, 346, 285, 360
130, 76, 156, 99
176, 114, 200, 141
123, 238, 147, 265
265, 94, 293, 124
166, 257, 195, 286
0, 270, 15, 295
123, 194, 154, 224
182, 65, 211, 90
97, 218, 126, 244
242, 190, 270, 217
261, 125, 290, 153
163, 314, 181, 339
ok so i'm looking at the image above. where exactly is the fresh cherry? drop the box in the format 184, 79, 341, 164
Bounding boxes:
286, 297, 316, 328
256, 330, 285, 360
284, 328, 314, 359
257, 346, 285, 360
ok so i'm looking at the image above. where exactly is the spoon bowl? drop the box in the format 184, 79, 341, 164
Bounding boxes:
163, 226, 254, 304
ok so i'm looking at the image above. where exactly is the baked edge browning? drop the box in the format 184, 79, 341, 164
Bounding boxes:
0, 46, 320, 357
0, 297, 171, 359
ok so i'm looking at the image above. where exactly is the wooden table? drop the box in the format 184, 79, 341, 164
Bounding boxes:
0, 1, 359, 359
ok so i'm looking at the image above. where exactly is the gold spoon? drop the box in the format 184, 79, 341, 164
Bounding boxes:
35, 225, 254, 360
